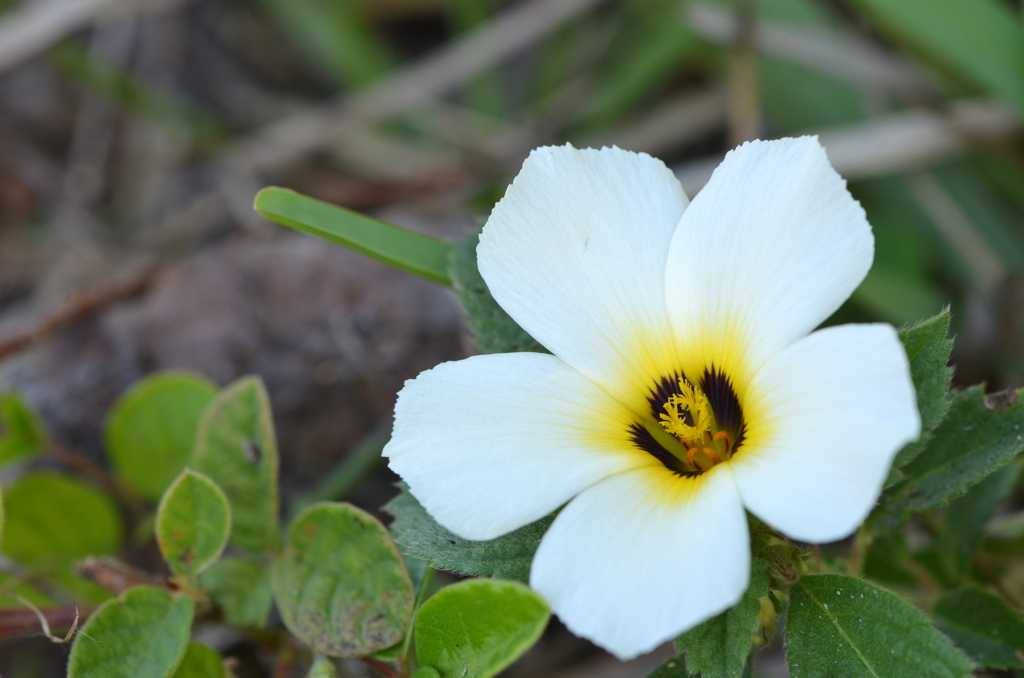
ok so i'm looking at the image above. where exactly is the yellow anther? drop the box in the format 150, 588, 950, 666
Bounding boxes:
660, 380, 713, 442
659, 377, 734, 472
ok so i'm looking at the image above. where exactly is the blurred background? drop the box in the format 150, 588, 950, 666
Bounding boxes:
0, 0, 1022, 675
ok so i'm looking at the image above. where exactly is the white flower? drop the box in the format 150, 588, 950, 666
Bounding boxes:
383, 138, 921, 659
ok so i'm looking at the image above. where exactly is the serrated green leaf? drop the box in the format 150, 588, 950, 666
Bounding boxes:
171, 643, 225, 678
886, 310, 953, 486
68, 586, 194, 678
0, 392, 48, 466
675, 559, 769, 678
385, 485, 553, 583
255, 187, 451, 286
199, 556, 273, 627
786, 574, 972, 678
156, 470, 231, 580
873, 385, 1024, 530
932, 587, 1024, 669
447, 233, 542, 354
938, 460, 1021, 582
274, 502, 414, 657
1, 471, 122, 567
847, 0, 1024, 114
415, 579, 549, 678
106, 372, 218, 501
305, 654, 338, 678
189, 376, 279, 553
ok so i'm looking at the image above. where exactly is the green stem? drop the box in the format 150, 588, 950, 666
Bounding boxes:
847, 526, 874, 577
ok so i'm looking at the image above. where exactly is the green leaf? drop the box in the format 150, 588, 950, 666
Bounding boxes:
1, 471, 122, 567
411, 669, 441, 678
306, 655, 338, 678
886, 310, 953, 486
675, 559, 769, 678
874, 385, 1024, 530
273, 502, 414, 657
171, 643, 225, 678
385, 485, 553, 583
447, 233, 543, 354
932, 587, 1024, 669
786, 574, 972, 678
254, 187, 451, 286
189, 376, 279, 553
156, 470, 231, 580
0, 392, 48, 466
938, 460, 1021, 582
646, 657, 693, 678
68, 586, 194, 678
106, 372, 218, 501
199, 557, 273, 627
415, 579, 550, 678
847, 0, 1024, 114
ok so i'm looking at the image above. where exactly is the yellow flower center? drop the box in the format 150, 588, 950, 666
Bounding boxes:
658, 378, 733, 472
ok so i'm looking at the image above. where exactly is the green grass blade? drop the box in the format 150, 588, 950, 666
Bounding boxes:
848, 0, 1024, 114
254, 187, 452, 286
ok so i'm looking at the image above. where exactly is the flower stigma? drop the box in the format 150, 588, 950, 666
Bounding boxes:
659, 378, 732, 471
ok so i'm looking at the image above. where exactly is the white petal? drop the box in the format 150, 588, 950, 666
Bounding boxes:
530, 464, 749, 660
665, 137, 874, 383
479, 145, 689, 414
731, 324, 920, 543
383, 352, 654, 541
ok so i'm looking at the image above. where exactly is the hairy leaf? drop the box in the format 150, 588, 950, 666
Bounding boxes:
938, 460, 1021, 582
385, 485, 553, 583
932, 588, 1024, 669
886, 310, 953, 486
68, 587, 194, 678
274, 502, 414, 657
447, 233, 543, 354
156, 470, 231, 580
415, 579, 549, 678
189, 377, 279, 553
873, 385, 1024, 530
675, 559, 769, 678
786, 574, 972, 678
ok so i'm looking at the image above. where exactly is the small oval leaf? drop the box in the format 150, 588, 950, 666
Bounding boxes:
106, 373, 218, 501
273, 502, 414, 657
415, 579, 550, 678
1, 471, 122, 566
68, 586, 194, 678
0, 392, 48, 466
156, 470, 231, 579
189, 376, 279, 553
